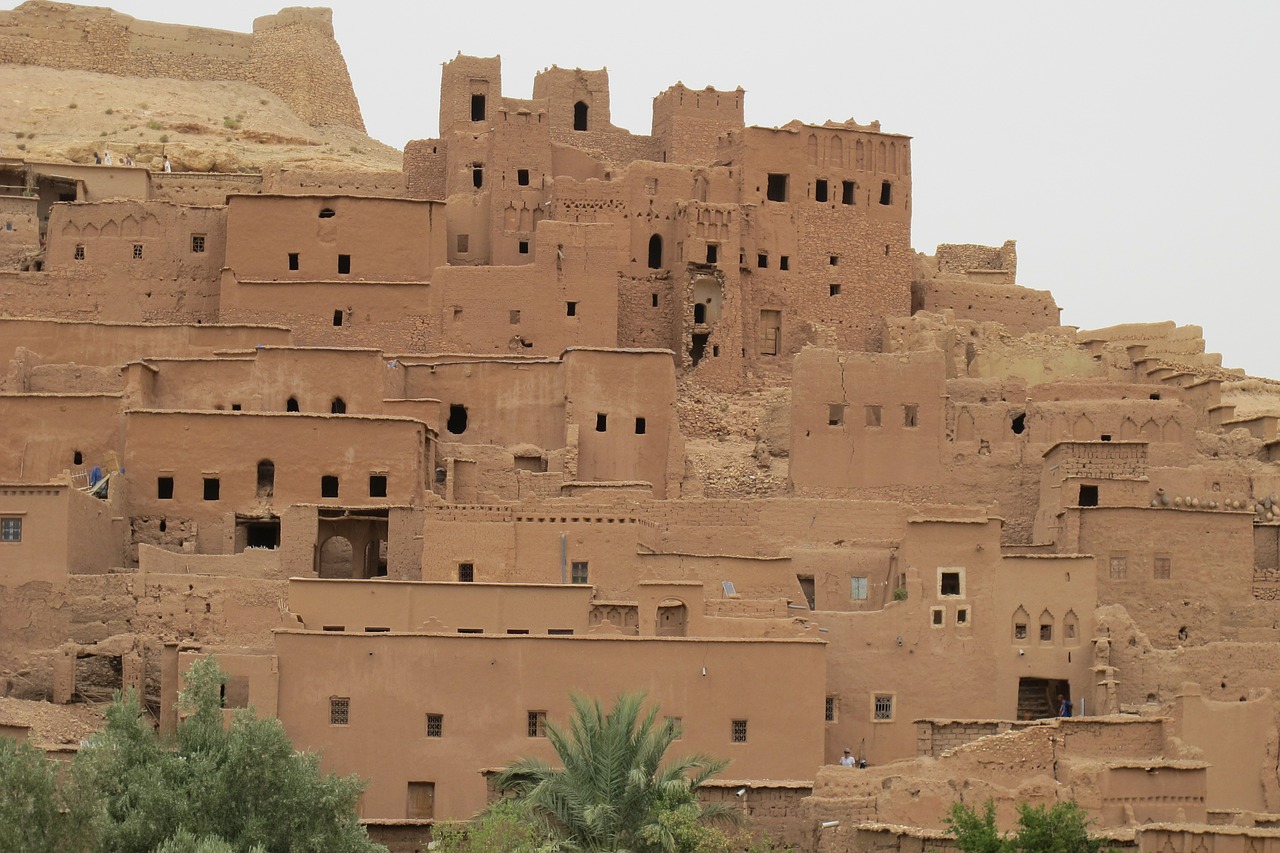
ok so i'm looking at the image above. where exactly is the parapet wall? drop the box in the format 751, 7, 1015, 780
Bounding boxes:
0, 2, 365, 131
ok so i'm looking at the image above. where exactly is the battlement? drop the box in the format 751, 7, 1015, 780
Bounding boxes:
0, 1, 364, 130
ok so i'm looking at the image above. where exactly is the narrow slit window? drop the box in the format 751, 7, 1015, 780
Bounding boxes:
333, 310, 344, 327
779, 256, 790, 271
472, 166, 483, 189
635, 417, 646, 435
706, 243, 718, 264
573, 101, 589, 131
288, 252, 299, 271
566, 301, 577, 317
815, 179, 829, 203
132, 243, 143, 260
595, 413, 607, 432
879, 181, 892, 205
841, 180, 855, 205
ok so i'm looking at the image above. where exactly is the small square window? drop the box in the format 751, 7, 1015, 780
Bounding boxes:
571, 561, 589, 584
940, 571, 961, 596
321, 475, 339, 498
931, 607, 944, 626
1014, 623, 1028, 640
472, 166, 484, 189
766, 173, 788, 202
191, 234, 206, 253
903, 404, 919, 428
757, 253, 768, 269
566, 301, 577, 317
509, 309, 521, 324
829, 255, 839, 266
665, 716, 683, 738
873, 694, 894, 721
369, 474, 388, 498
330, 697, 350, 726
132, 243, 143, 260
1079, 485, 1099, 507
458, 562, 474, 582
528, 710, 548, 737
865, 405, 882, 427
850, 577, 867, 600
828, 404, 845, 426
779, 256, 790, 271
1, 518, 22, 542
337, 254, 351, 275
1110, 555, 1127, 580
202, 477, 220, 501
829, 284, 841, 296
426, 713, 443, 737
1040, 624, 1053, 642
825, 696, 837, 722
288, 252, 299, 271
956, 607, 969, 625
74, 244, 85, 261
1154, 556, 1172, 580
517, 168, 530, 186
457, 234, 469, 254
157, 476, 174, 500
635, 417, 646, 435
519, 240, 529, 254
731, 719, 748, 743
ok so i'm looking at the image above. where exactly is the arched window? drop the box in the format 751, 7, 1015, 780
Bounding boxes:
331, 397, 346, 414
647, 234, 663, 269
286, 397, 300, 413
573, 101, 589, 131
256, 460, 275, 498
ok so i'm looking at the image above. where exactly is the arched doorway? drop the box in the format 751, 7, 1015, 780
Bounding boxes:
656, 599, 687, 637
256, 460, 275, 499
648, 234, 663, 269
319, 535, 354, 578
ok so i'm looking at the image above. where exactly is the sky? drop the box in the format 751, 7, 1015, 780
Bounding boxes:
7, 1, 1279, 377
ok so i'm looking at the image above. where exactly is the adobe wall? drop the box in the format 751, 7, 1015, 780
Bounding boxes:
0, 195, 40, 268
262, 168, 405, 198
0, 3, 365, 130
0, 318, 291, 366
651, 83, 746, 166
272, 630, 826, 819
149, 173, 264, 207
0, 394, 123, 482
910, 278, 1060, 336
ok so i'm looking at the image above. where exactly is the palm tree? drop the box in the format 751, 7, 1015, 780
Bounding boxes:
491, 693, 739, 853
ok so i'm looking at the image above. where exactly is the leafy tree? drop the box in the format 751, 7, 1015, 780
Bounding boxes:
945, 799, 1110, 853
0, 736, 94, 852
492, 693, 739, 853
430, 799, 552, 853
77, 655, 385, 853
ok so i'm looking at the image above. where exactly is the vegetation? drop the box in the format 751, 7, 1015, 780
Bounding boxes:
0, 656, 383, 853
945, 799, 1110, 853
147, 119, 163, 130
488, 692, 740, 853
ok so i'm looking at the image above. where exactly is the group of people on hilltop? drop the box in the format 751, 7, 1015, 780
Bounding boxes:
91, 151, 170, 172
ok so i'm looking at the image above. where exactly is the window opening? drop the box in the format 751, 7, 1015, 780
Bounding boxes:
191, 234, 205, 254
932, 608, 944, 626
1154, 556, 1172, 579
1101, 433, 1112, 442
288, 252, 299, 271
509, 309, 520, 324
257, 460, 274, 498
331, 397, 346, 414
829, 283, 841, 296
865, 405, 882, 427
957, 607, 969, 625
472, 166, 483, 189
1, 518, 22, 542
528, 710, 548, 737
779, 255, 790, 271
566, 301, 577, 317
903, 404, 919, 427
573, 101, 589, 131
648, 234, 663, 269
797, 575, 816, 610
850, 577, 868, 600
651, 293, 659, 307
1110, 554, 1127, 580
319, 208, 336, 219
731, 719, 748, 743
691, 334, 708, 366
814, 178, 829, 202
426, 714, 443, 737
337, 254, 351, 275
203, 478, 220, 501
766, 173, 788, 202
825, 697, 837, 722
157, 477, 174, 500
828, 404, 845, 426
74, 244, 85, 261
332, 310, 344, 327
321, 475, 339, 498
879, 181, 892, 205
1015, 622, 1028, 640
517, 168, 530, 185
132, 243, 143, 259
757, 253, 768, 269
471, 93, 486, 121
830, 255, 839, 266
635, 417, 646, 435
841, 180, 855, 205
759, 310, 781, 356
1079, 485, 1099, 507
873, 694, 894, 721
706, 243, 718, 264
330, 697, 349, 725
286, 397, 300, 412
1011, 413, 1026, 434
595, 413, 608, 432
73, 450, 83, 466
456, 234, 469, 254
369, 474, 388, 498
447, 404, 468, 434
458, 562, 474, 582
571, 561, 589, 584
694, 303, 706, 324
940, 571, 961, 596
518, 240, 529, 254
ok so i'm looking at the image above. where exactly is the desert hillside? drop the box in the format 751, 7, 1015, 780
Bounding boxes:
1, 65, 401, 173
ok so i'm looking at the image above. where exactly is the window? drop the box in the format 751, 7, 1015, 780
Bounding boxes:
447, 404, 468, 434
1040, 623, 1053, 642
873, 694, 894, 721
766, 173, 788, 202
904, 404, 919, 428
456, 234, 469, 254
651, 293, 659, 307
1, 518, 22, 542
321, 475, 339, 498
426, 714, 443, 737
940, 571, 962, 597
132, 243, 143, 259
1110, 554, 1128, 580
957, 607, 970, 625
566, 301, 577, 317
1154, 556, 1172, 580
288, 252, 299, 270
1014, 623, 1028, 640
841, 180, 855, 205
547, 629, 574, 635
337, 254, 351, 275
286, 397, 300, 412
648, 234, 663, 269
731, 719, 748, 743
517, 168, 530, 186
528, 711, 548, 737
509, 309, 521, 324
644, 177, 658, 195
573, 101, 589, 131
331, 397, 346, 414
571, 561, 589, 584
519, 240, 529, 254
825, 697, 837, 722
202, 477, 220, 501
931, 607, 944, 627
330, 697, 350, 726
457, 628, 483, 634
779, 255, 790, 271
706, 243, 718, 264
635, 417, 646, 435
369, 474, 388, 498
472, 165, 483, 189
191, 234, 206, 253
865, 405, 882, 427
332, 309, 344, 327
1079, 485, 1099, 506
157, 476, 174, 500
458, 562, 474, 582
829, 284, 841, 296
828, 404, 845, 426
879, 181, 892, 205
471, 93, 486, 121
815, 179, 829, 202
850, 577, 867, 600
665, 716, 683, 738
757, 253, 768, 269
830, 255, 839, 266
319, 208, 336, 219
595, 413, 607, 432
73, 450, 83, 466
74, 244, 85, 261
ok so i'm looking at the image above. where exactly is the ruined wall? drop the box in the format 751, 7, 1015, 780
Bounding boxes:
0, 195, 40, 268
0, 3, 365, 130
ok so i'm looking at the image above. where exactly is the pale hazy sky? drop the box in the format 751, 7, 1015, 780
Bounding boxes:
8, 1, 1279, 377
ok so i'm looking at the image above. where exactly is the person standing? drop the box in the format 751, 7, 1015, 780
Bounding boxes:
162, 155, 172, 173
1058, 693, 1073, 718
839, 749, 856, 767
